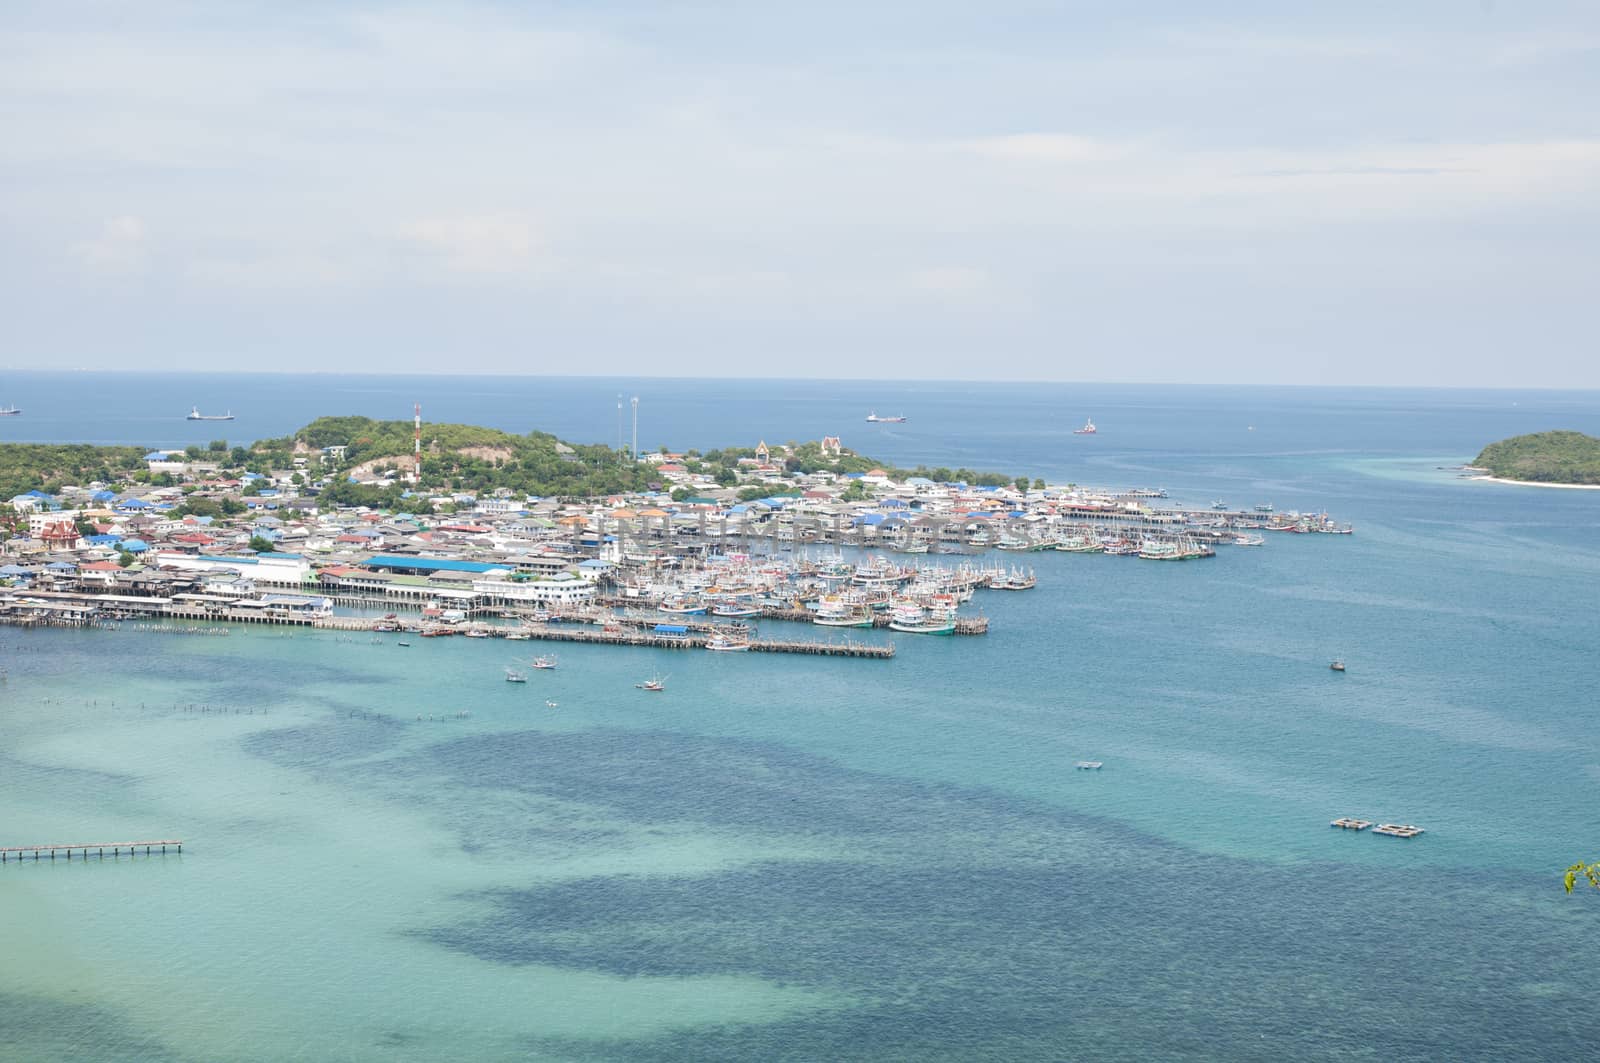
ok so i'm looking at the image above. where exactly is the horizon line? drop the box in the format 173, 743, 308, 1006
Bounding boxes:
3, 368, 1597, 394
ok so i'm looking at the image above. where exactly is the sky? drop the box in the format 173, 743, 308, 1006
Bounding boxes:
2, 1, 1598, 386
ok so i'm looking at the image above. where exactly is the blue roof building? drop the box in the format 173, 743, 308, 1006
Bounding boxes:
359, 555, 502, 575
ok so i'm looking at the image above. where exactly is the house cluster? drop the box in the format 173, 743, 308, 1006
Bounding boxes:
3, 439, 1213, 619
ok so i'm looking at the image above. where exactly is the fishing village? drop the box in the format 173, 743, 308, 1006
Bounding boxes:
0, 412, 1352, 658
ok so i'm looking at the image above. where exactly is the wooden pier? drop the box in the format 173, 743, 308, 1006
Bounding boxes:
2, 839, 183, 862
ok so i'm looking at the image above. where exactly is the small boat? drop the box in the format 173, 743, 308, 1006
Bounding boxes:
705, 635, 751, 652
186, 406, 235, 421
532, 655, 558, 670
505, 667, 527, 683
1072, 418, 1096, 435
1075, 761, 1104, 770
396, 641, 411, 647
0, 404, 21, 416
463, 629, 491, 639
545, 699, 559, 708
1330, 659, 1346, 672
866, 411, 907, 423
635, 675, 666, 692
1330, 818, 1372, 831
504, 631, 531, 640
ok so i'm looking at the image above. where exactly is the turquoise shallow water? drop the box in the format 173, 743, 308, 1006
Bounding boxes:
3, 378, 1600, 1060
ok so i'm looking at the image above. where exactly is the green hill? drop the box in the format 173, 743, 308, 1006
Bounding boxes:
0, 443, 149, 500
1474, 431, 1600, 485
257, 417, 651, 501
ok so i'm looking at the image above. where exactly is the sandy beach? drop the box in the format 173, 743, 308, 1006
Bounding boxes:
1471, 475, 1600, 490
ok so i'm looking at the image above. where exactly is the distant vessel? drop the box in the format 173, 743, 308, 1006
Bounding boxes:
505, 667, 527, 683
1072, 418, 1096, 435
635, 675, 666, 692
531, 655, 557, 670
0, 404, 20, 416
866, 411, 907, 423
187, 406, 235, 421
1075, 761, 1104, 770
1330, 659, 1346, 672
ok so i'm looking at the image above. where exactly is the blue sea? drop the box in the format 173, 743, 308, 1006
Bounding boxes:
2, 373, 1599, 1061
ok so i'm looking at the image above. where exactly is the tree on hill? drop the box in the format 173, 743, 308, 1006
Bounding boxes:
1475, 431, 1600, 485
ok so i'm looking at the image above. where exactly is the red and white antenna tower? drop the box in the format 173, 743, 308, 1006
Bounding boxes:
414, 403, 422, 482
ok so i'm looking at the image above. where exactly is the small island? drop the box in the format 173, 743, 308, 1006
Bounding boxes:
1472, 431, 1600, 487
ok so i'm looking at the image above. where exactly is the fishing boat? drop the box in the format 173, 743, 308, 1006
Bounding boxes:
705, 635, 751, 652
850, 557, 905, 586
0, 403, 20, 416
813, 594, 873, 628
658, 595, 707, 615
186, 406, 235, 421
504, 631, 531, 640
1075, 761, 1104, 770
1330, 659, 1346, 672
1231, 533, 1266, 547
865, 411, 907, 423
886, 598, 957, 635
635, 675, 667, 692
1139, 539, 1183, 561
532, 655, 557, 670
505, 667, 527, 683
1055, 535, 1103, 554
1072, 418, 1097, 435
711, 600, 760, 618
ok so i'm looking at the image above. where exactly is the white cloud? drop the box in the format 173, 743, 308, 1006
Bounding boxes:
398, 214, 543, 275
959, 133, 1128, 164
71, 215, 147, 273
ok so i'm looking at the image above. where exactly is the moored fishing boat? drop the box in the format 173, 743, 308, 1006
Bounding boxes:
658, 595, 707, 615
813, 594, 873, 627
886, 598, 957, 635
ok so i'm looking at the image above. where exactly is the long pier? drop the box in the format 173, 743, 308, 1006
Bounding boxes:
2, 840, 183, 862
475, 622, 894, 658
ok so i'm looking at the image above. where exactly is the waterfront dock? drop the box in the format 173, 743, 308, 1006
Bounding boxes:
595, 599, 990, 635
2, 840, 183, 861
426, 621, 894, 658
